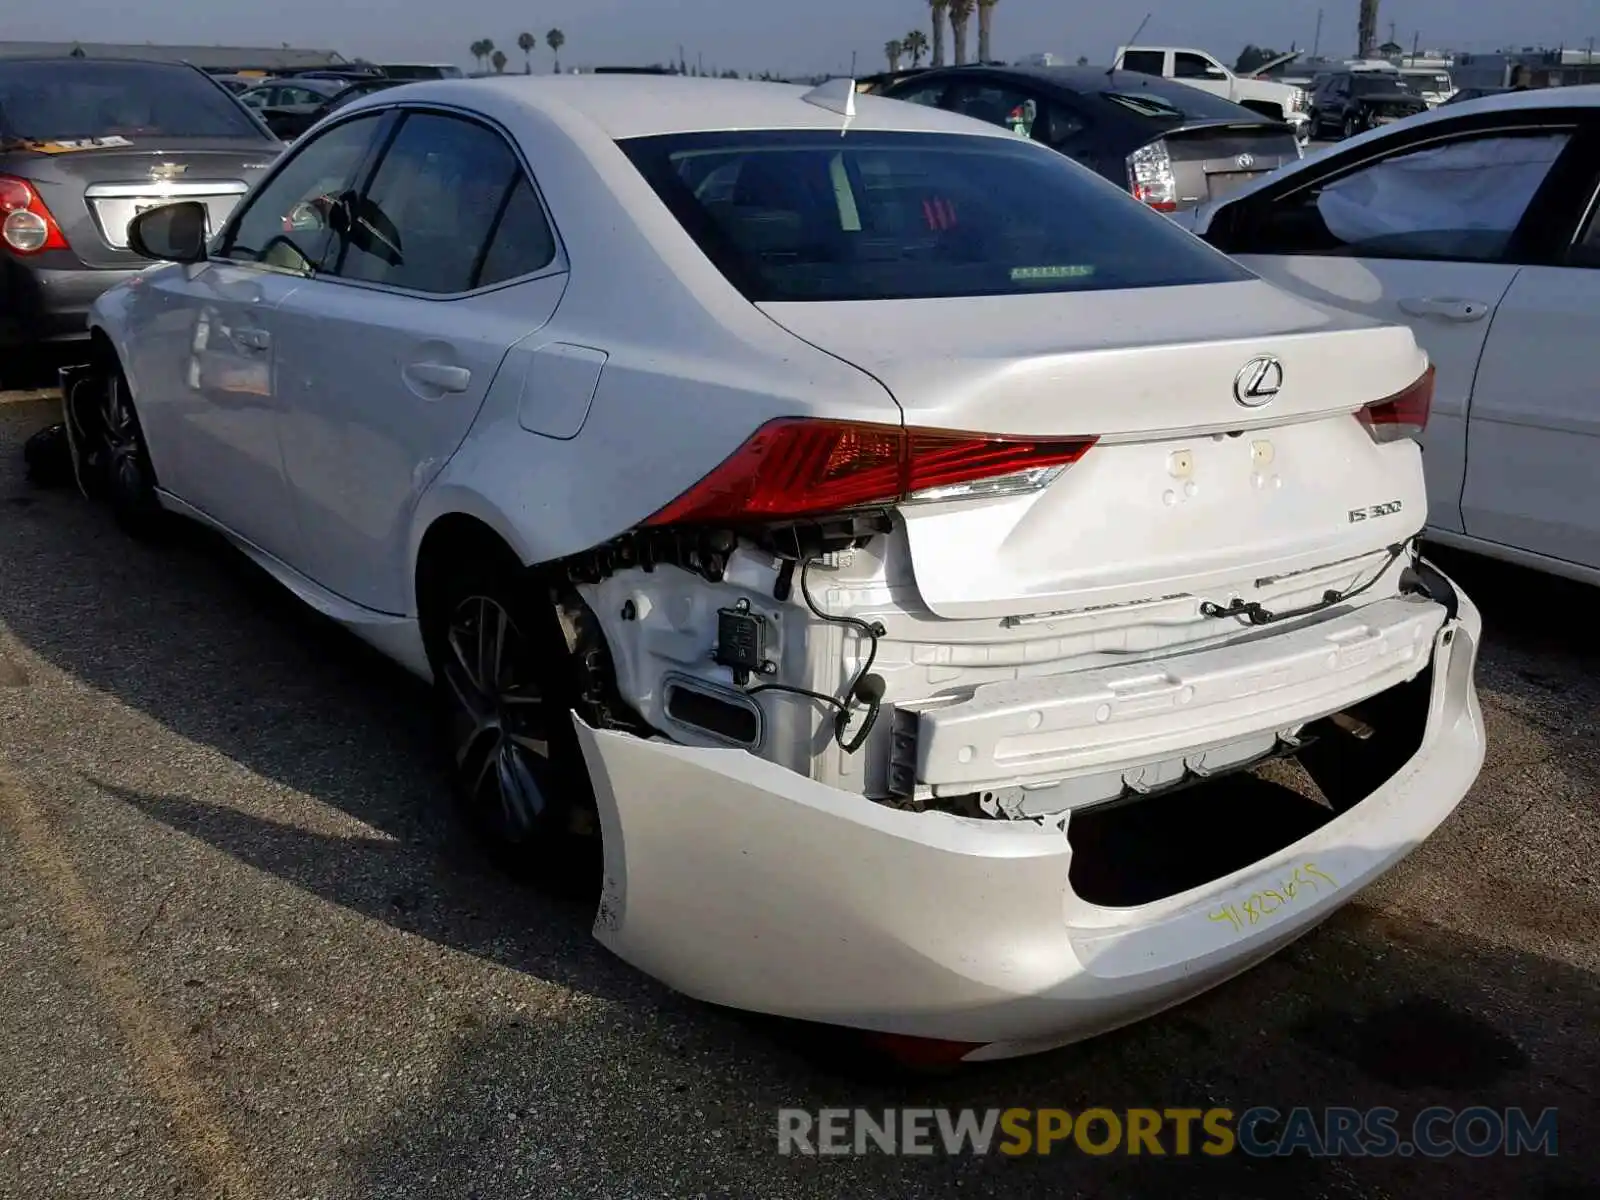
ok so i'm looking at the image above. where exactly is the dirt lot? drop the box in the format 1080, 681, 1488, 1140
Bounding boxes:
1, 389, 1596, 1200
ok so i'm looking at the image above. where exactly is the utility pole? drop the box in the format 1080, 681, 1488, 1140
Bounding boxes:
1412, 30, 1420, 58
1313, 7, 1323, 57
849, 49, 857, 77
1389, 20, 1397, 48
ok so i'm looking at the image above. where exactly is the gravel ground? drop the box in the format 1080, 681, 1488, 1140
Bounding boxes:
0, 389, 1596, 1200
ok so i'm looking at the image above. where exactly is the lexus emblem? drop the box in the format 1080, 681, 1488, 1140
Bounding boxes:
1234, 356, 1283, 407
1235, 152, 1255, 169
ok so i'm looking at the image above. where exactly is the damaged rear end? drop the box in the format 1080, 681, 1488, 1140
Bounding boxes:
563, 124, 1485, 1053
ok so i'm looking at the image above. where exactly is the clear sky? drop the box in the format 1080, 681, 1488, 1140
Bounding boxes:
10, 0, 1595, 76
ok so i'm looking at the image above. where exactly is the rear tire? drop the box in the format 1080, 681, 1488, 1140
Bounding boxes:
1342, 113, 1360, 139
423, 551, 601, 893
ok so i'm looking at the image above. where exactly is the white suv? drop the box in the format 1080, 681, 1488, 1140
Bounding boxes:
74, 76, 1484, 1063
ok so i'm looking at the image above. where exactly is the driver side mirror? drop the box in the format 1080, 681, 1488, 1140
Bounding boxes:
128, 201, 209, 264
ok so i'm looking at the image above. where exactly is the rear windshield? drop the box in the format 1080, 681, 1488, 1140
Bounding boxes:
618, 129, 1251, 302
0, 60, 269, 143
1103, 81, 1271, 124
1351, 74, 1412, 94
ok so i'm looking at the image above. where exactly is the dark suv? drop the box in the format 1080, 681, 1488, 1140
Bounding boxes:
0, 57, 282, 357
1309, 72, 1429, 139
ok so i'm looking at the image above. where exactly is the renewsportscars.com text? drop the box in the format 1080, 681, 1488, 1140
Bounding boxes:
777, 1106, 1559, 1158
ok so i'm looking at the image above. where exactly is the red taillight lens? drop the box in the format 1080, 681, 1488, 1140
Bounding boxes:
1358, 365, 1434, 444
642, 418, 1097, 527
0, 175, 69, 255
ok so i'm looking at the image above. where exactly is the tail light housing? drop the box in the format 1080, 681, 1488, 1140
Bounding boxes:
1127, 139, 1178, 212
643, 418, 1097, 527
1358, 365, 1434, 444
0, 175, 68, 255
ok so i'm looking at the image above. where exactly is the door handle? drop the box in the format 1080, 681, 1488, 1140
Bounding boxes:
403, 361, 472, 394
1398, 297, 1491, 323
235, 327, 271, 350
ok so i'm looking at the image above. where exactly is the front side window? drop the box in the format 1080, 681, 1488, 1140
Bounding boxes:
0, 60, 272, 142
1314, 133, 1569, 259
333, 112, 553, 293
1173, 52, 1221, 79
619, 129, 1251, 303
218, 114, 382, 273
1221, 131, 1571, 262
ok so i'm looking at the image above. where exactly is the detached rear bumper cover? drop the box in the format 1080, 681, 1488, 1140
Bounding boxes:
575, 582, 1483, 1055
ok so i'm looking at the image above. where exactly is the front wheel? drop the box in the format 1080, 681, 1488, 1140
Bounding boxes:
79, 366, 165, 539
1342, 113, 1360, 139
426, 557, 601, 891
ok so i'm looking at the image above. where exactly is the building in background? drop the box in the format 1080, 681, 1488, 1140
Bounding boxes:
0, 41, 345, 73
1452, 47, 1600, 89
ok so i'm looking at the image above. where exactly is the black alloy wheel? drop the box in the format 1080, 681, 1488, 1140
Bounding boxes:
430, 561, 599, 890
94, 368, 164, 538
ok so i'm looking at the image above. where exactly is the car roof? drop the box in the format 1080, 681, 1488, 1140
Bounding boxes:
0, 55, 195, 70
369, 74, 1021, 141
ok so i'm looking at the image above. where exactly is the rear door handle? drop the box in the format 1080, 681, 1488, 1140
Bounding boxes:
1398, 296, 1491, 323
235, 327, 271, 350
403, 361, 472, 394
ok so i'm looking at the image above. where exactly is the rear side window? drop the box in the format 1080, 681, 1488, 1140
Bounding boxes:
1120, 50, 1165, 75
335, 112, 555, 293
0, 60, 269, 142
619, 129, 1251, 302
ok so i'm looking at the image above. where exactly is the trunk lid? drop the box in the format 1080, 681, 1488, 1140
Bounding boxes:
5, 141, 281, 266
1162, 122, 1302, 206
760, 279, 1430, 618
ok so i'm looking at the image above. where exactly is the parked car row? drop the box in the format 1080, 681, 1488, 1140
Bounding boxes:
878, 65, 1304, 213
24, 70, 1502, 1066
237, 74, 409, 140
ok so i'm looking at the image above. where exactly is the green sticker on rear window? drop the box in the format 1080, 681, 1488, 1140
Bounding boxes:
1011, 265, 1095, 282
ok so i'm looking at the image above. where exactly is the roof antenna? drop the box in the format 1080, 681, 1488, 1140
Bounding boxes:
1110, 13, 1152, 76
801, 76, 857, 135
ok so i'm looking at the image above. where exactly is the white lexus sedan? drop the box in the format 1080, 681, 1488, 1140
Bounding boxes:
71, 74, 1484, 1063
1184, 86, 1600, 587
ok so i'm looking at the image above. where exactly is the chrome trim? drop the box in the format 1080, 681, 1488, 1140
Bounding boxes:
83, 180, 250, 199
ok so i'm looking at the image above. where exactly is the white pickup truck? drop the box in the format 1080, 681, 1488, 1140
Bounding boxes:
1115, 46, 1312, 144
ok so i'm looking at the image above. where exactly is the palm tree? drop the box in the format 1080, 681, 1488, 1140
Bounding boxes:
928, 0, 949, 67
949, 0, 976, 65
517, 32, 536, 74
481, 39, 496, 73
491, 48, 508, 74
884, 39, 904, 71
469, 40, 488, 72
903, 29, 929, 67
547, 28, 565, 73
976, 0, 998, 64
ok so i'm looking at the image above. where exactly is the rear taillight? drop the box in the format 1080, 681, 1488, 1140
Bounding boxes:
1127, 139, 1178, 212
0, 175, 68, 255
1358, 365, 1435, 444
642, 418, 1097, 527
